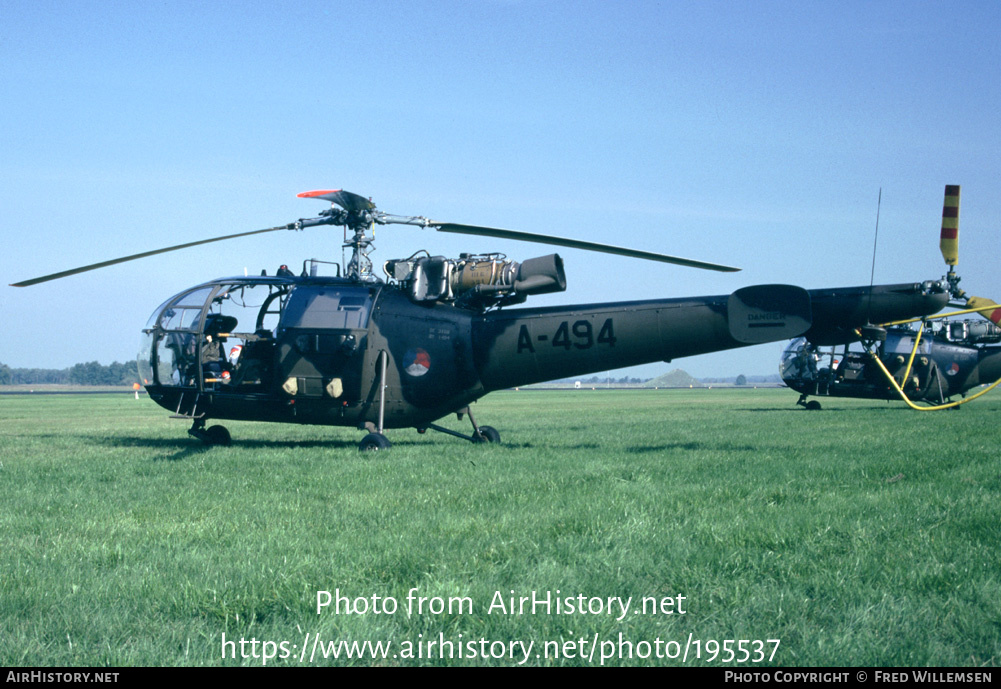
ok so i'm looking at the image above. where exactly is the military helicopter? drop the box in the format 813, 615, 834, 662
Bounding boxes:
781, 185, 1001, 410
13, 188, 951, 450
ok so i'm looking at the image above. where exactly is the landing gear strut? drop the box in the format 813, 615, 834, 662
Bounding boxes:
796, 394, 822, 410
424, 407, 502, 444
359, 404, 501, 450
358, 351, 393, 451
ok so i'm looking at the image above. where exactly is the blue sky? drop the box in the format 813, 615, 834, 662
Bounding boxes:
2, 1, 999, 379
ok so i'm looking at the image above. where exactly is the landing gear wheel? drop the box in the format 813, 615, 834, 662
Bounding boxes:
359, 433, 391, 451
202, 425, 232, 446
805, 400, 822, 411
473, 426, 501, 444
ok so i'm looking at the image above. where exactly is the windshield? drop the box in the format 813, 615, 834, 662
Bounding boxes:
140, 281, 291, 389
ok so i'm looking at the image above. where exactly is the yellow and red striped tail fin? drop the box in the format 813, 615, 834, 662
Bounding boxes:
940, 184, 960, 267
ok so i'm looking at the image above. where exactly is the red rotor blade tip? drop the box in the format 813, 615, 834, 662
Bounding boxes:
297, 189, 342, 199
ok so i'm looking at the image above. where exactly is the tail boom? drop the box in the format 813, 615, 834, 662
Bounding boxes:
472, 282, 946, 390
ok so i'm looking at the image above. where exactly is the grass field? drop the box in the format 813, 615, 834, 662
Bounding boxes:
1, 389, 998, 666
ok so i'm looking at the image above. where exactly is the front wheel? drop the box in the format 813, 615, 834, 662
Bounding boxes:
359, 433, 391, 451
202, 425, 232, 446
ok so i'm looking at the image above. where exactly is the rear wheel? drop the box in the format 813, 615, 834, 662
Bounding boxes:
474, 426, 501, 443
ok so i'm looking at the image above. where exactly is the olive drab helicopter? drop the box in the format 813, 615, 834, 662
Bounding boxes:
781, 185, 1001, 410
13, 188, 952, 450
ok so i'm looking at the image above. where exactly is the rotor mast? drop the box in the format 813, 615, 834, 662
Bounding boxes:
343, 212, 376, 280
350, 212, 431, 280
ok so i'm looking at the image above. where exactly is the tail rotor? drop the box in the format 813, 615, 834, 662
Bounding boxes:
937, 184, 1001, 323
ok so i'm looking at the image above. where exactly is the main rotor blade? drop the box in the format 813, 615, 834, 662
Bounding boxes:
297, 189, 375, 212
10, 224, 292, 287
431, 222, 740, 272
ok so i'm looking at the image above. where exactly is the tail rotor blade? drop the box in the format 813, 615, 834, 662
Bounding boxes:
967, 296, 1001, 326
940, 184, 960, 268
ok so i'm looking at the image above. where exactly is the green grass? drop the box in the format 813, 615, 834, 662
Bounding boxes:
1, 389, 999, 666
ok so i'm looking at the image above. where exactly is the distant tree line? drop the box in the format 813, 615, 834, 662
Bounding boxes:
579, 375, 645, 384
700, 374, 782, 384
0, 361, 140, 386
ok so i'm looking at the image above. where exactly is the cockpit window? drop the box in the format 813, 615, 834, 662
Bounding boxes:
281, 287, 373, 330
173, 287, 215, 308
160, 307, 204, 332
141, 281, 291, 389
